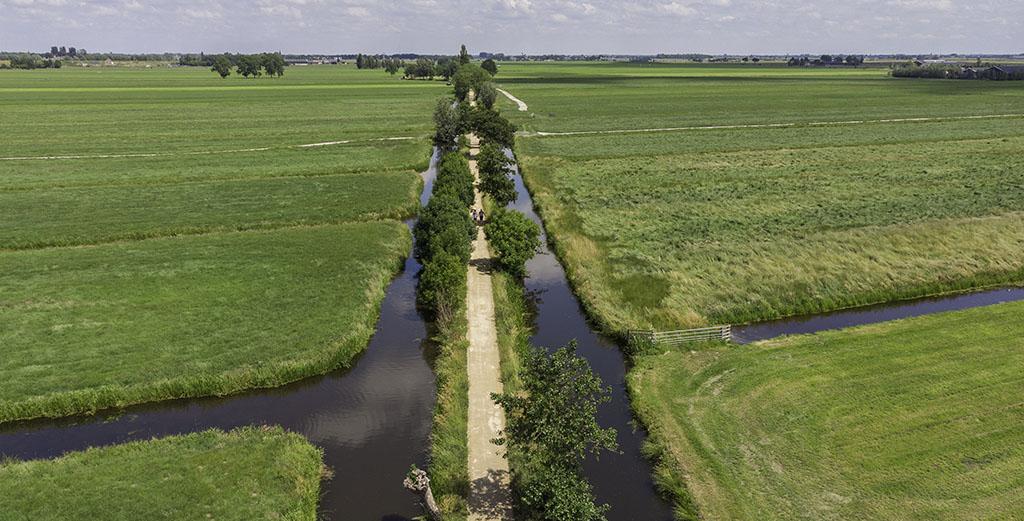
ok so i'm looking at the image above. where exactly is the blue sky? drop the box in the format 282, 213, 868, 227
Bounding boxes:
2, 0, 1021, 54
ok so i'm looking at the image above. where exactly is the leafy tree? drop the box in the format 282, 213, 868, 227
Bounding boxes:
50, 46, 59, 57
452, 63, 492, 101
434, 57, 458, 80
404, 57, 436, 79
484, 208, 540, 277
211, 55, 232, 78
436, 152, 476, 207
385, 58, 403, 75
433, 97, 462, 150
459, 44, 471, 65
261, 52, 286, 77
468, 108, 517, 149
417, 250, 467, 319
481, 58, 498, 75
477, 81, 498, 109
414, 191, 474, 260
492, 344, 618, 520
478, 143, 516, 206
237, 55, 262, 78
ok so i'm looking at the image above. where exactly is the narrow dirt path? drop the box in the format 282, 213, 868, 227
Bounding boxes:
496, 88, 528, 111
465, 133, 513, 521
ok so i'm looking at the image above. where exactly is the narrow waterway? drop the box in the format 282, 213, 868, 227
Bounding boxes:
732, 286, 1024, 343
0, 150, 442, 521
504, 154, 676, 521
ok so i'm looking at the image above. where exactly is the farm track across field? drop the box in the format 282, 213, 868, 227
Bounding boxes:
519, 112, 1024, 137
0, 136, 419, 161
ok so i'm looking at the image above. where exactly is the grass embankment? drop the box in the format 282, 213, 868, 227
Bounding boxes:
503, 62, 1024, 332
629, 301, 1024, 520
428, 307, 470, 520
0, 427, 324, 521
0, 223, 409, 424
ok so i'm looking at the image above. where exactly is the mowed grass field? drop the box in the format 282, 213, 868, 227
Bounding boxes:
496, 62, 1024, 330
629, 301, 1024, 520
0, 427, 323, 520
0, 65, 441, 422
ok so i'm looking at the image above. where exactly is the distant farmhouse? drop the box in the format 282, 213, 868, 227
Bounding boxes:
895, 61, 1024, 80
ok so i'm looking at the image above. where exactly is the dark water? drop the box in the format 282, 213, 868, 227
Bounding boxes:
0, 150, 442, 521
505, 154, 676, 521
732, 286, 1024, 343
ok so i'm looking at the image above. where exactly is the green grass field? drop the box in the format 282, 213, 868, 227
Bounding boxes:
0, 65, 438, 422
0, 427, 323, 520
0, 223, 409, 423
498, 62, 1024, 330
629, 301, 1024, 520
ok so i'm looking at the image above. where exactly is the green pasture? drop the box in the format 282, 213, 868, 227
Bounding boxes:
497, 62, 1024, 133
0, 222, 409, 424
0, 427, 323, 520
501, 62, 1024, 330
0, 68, 443, 157
630, 301, 1024, 520
1, 170, 419, 249
0, 65, 438, 420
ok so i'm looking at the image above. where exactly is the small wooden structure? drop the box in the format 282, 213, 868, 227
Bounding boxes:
629, 325, 732, 346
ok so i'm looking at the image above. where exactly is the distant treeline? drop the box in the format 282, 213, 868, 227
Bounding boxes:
0, 54, 62, 69
204, 53, 287, 78
788, 55, 865, 67
892, 62, 1024, 81
354, 54, 405, 74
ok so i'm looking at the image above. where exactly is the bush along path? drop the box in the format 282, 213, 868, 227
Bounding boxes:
465, 133, 514, 521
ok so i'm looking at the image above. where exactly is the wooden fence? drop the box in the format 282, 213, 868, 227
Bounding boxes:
628, 325, 732, 346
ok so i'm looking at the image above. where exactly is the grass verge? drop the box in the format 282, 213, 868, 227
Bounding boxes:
628, 301, 1024, 520
0, 426, 325, 521
427, 296, 471, 520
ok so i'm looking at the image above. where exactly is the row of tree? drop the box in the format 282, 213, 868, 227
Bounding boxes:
788, 55, 865, 67
47, 46, 83, 58
208, 53, 286, 78
0, 54, 62, 70
354, 54, 405, 74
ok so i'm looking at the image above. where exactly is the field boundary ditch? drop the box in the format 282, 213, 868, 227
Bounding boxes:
519, 112, 1024, 137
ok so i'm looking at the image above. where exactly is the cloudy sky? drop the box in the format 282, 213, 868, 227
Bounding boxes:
2, 0, 1021, 55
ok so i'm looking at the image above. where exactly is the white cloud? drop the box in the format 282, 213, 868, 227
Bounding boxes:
660, 1, 697, 16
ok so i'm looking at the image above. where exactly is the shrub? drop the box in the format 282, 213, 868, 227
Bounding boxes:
485, 208, 540, 278
477, 81, 498, 109
436, 152, 475, 207
417, 251, 467, 320
414, 191, 474, 261
478, 143, 517, 207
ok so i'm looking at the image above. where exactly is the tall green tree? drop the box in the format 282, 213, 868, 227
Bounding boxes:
211, 55, 232, 78
237, 55, 262, 78
481, 58, 498, 75
492, 344, 618, 520
453, 63, 492, 101
484, 208, 540, 278
261, 53, 286, 77
459, 44, 471, 65
477, 81, 498, 109
433, 97, 463, 150
478, 142, 516, 206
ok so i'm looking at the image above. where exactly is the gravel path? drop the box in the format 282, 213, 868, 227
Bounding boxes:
465, 133, 513, 521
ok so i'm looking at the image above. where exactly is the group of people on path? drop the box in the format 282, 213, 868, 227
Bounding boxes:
471, 208, 486, 225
